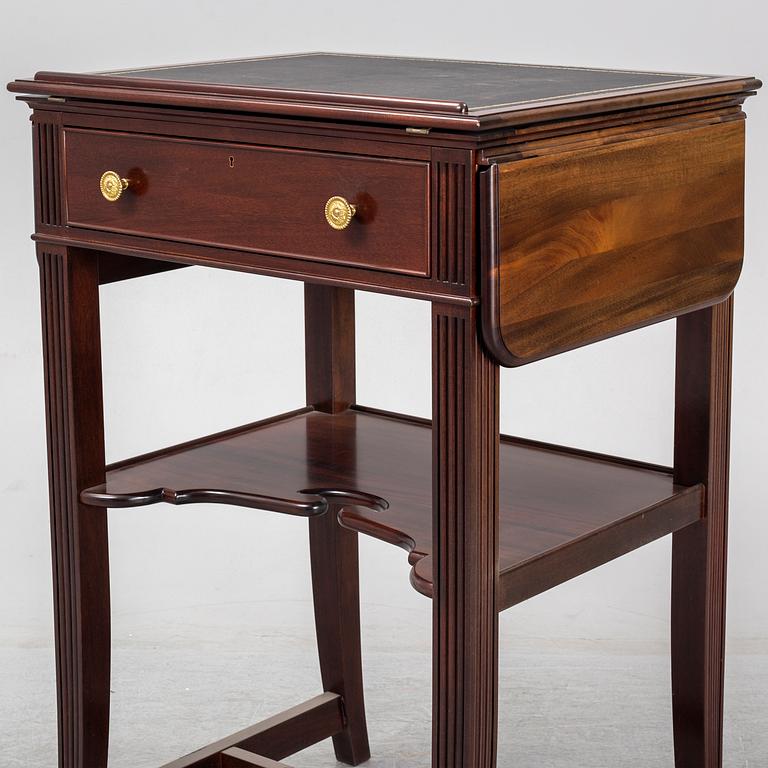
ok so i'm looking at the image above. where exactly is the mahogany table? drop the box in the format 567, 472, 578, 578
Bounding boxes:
8, 53, 761, 768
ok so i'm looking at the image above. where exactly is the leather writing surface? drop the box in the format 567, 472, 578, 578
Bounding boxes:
14, 52, 756, 130
108, 53, 704, 112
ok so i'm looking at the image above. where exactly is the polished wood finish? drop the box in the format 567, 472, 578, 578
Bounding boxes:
305, 285, 370, 766
495, 480, 702, 610
482, 120, 745, 365
220, 747, 293, 768
431, 149, 474, 287
32, 106, 454, 303
309, 508, 369, 764
304, 285, 356, 414
33, 113, 63, 226
78, 406, 701, 611
9, 53, 760, 131
37, 246, 110, 768
22, 92, 749, 309
431, 304, 499, 768
64, 129, 430, 276
11, 52, 759, 768
671, 299, 734, 767
80, 407, 384, 516
159, 693, 344, 768
96, 250, 187, 284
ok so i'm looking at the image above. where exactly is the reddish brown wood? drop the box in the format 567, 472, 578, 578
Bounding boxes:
13, 76, 755, 134
12, 80, 479, 131
159, 693, 344, 768
671, 299, 734, 768
481, 121, 745, 365
308, 510, 369, 765
33, 227, 469, 306
37, 246, 109, 768
304, 284, 370, 766
22, 95, 746, 315
80, 406, 386, 516
221, 747, 293, 767
64, 128, 430, 277
39, 100, 440, 158
33, 113, 63, 226
430, 148, 474, 288
304, 285, 356, 414
18, 84, 752, 157
432, 304, 499, 768
11, 52, 759, 768
480, 99, 746, 160
79, 407, 702, 607
8, 53, 760, 131
97, 251, 187, 284
495, 485, 703, 609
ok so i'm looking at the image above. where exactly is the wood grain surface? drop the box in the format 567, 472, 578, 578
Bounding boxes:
38, 246, 110, 768
159, 693, 344, 768
482, 121, 745, 365
81, 406, 702, 610
64, 128, 430, 276
13, 51, 759, 768
431, 304, 500, 767
305, 284, 370, 766
671, 300, 734, 768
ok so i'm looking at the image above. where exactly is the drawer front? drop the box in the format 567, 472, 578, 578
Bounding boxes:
64, 129, 430, 276
481, 121, 745, 366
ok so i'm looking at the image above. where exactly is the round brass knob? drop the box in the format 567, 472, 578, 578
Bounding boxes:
324, 196, 357, 230
99, 171, 130, 202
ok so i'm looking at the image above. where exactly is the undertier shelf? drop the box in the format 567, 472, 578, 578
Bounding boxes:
82, 406, 703, 610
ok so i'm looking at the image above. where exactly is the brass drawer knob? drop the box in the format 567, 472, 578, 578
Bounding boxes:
99, 170, 131, 202
324, 195, 357, 230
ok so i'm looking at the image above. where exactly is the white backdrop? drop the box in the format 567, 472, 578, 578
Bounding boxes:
1, 0, 766, 764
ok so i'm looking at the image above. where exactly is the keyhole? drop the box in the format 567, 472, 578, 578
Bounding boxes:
228, 156, 235, 168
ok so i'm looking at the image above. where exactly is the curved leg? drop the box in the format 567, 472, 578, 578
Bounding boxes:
38, 246, 110, 768
310, 510, 370, 765
671, 300, 733, 768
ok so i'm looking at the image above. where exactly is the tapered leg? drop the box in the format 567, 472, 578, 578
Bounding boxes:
671, 299, 733, 768
304, 284, 370, 765
38, 246, 110, 768
432, 304, 500, 768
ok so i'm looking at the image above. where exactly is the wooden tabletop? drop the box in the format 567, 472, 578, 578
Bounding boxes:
8, 52, 760, 130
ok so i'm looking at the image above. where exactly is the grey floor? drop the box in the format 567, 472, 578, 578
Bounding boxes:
1, 604, 766, 768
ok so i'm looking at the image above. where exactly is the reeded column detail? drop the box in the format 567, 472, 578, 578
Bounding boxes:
38, 246, 110, 768
432, 303, 500, 768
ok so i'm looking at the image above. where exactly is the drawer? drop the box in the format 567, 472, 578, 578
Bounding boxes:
481, 121, 745, 366
63, 129, 430, 276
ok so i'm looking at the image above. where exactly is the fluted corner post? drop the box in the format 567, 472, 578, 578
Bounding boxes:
432, 302, 500, 768
37, 245, 110, 768
671, 298, 734, 768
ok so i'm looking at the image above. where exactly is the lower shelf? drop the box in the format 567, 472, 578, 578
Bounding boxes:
82, 405, 703, 610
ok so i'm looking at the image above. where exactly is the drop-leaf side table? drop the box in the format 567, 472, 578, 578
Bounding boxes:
8, 53, 761, 768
